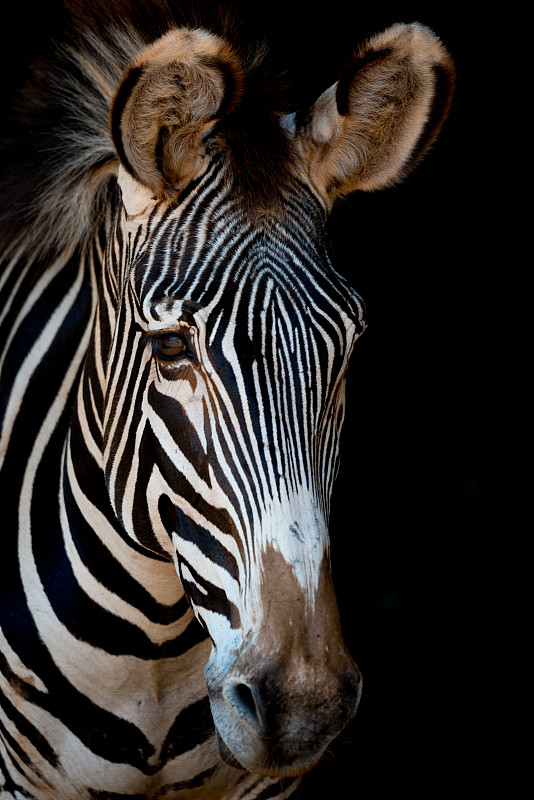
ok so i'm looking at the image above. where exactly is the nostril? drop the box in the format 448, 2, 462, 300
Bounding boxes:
234, 683, 256, 716
224, 679, 264, 732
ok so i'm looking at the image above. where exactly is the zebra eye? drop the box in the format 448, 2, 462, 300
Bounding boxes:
154, 333, 188, 361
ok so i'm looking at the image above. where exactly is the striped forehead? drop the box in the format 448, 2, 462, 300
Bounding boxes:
137, 259, 361, 358
122, 165, 359, 323
131, 214, 362, 340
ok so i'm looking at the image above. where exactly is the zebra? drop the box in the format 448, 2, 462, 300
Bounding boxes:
0, 2, 454, 798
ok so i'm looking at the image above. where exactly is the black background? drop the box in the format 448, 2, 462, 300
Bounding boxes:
1, 2, 507, 798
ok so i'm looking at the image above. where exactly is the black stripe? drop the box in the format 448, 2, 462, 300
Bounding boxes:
89, 793, 146, 800
199, 54, 239, 120
0, 686, 58, 769
406, 62, 455, 170
150, 766, 217, 797
160, 493, 240, 582
111, 66, 144, 179
254, 777, 301, 799
0, 748, 35, 797
177, 554, 240, 628
64, 428, 189, 624
160, 696, 214, 762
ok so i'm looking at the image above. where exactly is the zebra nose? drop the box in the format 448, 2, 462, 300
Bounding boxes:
223, 676, 265, 733
220, 658, 361, 739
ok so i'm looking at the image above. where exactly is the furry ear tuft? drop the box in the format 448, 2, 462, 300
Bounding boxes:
295, 22, 455, 202
111, 28, 245, 194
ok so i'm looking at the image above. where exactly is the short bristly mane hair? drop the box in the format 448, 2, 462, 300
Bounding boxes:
0, 0, 295, 267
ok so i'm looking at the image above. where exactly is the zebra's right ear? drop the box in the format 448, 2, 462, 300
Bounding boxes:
111, 28, 244, 196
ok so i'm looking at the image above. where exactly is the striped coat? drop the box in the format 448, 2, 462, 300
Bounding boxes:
0, 3, 454, 798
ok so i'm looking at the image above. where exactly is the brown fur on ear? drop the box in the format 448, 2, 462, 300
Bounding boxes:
295, 22, 455, 201
112, 28, 245, 195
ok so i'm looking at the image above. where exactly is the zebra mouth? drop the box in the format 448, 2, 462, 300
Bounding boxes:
215, 723, 329, 778
216, 731, 247, 771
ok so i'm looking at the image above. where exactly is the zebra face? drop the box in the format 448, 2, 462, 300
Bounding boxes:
100, 163, 364, 775
0, 14, 455, 795
101, 16, 454, 773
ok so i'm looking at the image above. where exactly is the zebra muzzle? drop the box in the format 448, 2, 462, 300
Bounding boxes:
210, 653, 362, 776
206, 553, 362, 777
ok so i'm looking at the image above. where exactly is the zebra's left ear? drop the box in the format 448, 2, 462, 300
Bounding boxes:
111, 28, 244, 196
293, 23, 455, 202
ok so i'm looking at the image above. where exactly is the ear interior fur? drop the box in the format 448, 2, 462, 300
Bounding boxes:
112, 28, 245, 195
117, 165, 157, 216
111, 23, 453, 205
295, 22, 455, 202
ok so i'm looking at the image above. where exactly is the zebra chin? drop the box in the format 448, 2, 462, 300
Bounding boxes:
215, 730, 330, 778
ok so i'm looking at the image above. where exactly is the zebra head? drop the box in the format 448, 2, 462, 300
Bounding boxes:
98, 26, 453, 777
